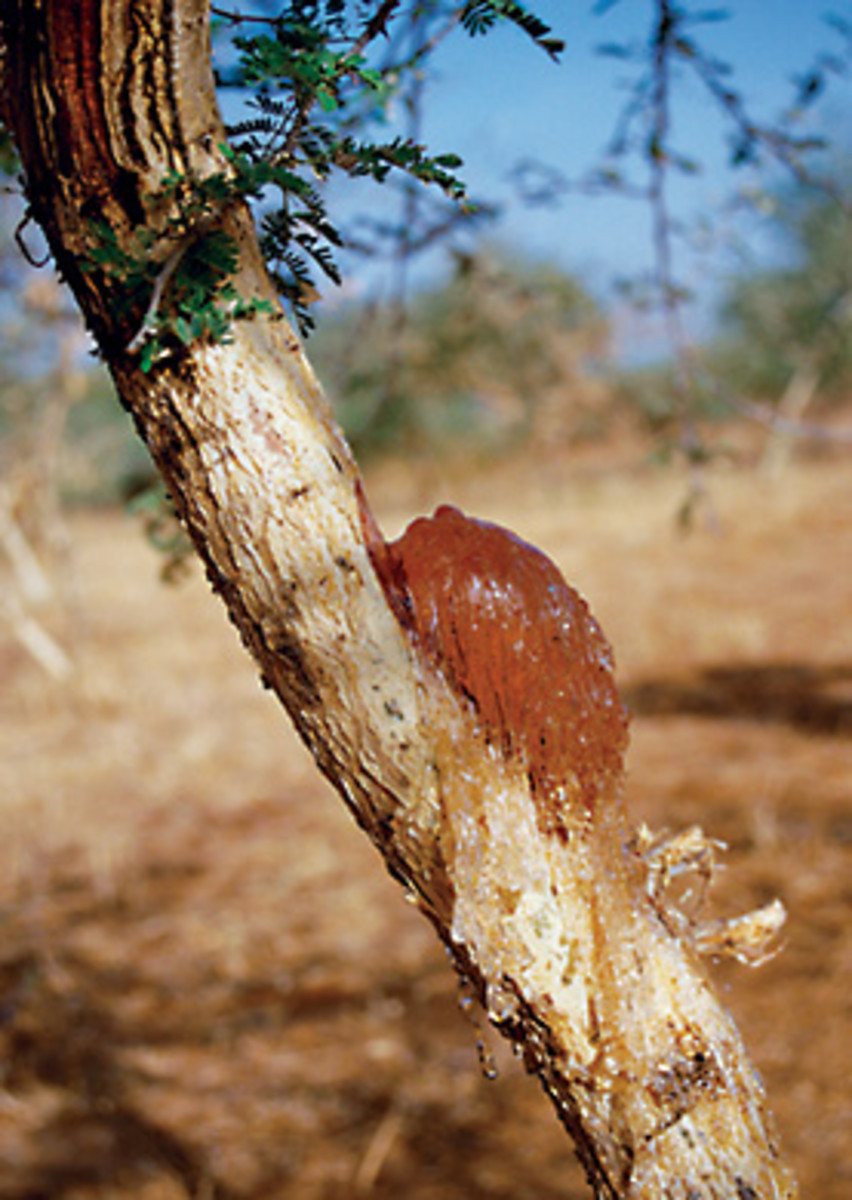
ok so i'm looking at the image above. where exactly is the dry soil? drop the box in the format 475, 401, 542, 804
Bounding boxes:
0, 451, 849, 1199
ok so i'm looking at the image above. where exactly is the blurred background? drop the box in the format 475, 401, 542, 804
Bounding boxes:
0, 3, 850, 1197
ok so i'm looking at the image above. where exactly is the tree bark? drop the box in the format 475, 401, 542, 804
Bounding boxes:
0, 3, 798, 1196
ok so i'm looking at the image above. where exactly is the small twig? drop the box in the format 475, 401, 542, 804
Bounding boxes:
350, 0, 403, 59
125, 198, 240, 354
647, 2, 707, 487
125, 236, 192, 353
210, 5, 278, 25
689, 46, 852, 211
353, 1105, 405, 1194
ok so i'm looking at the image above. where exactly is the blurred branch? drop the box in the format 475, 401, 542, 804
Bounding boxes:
0, 500, 74, 679
512, 2, 851, 484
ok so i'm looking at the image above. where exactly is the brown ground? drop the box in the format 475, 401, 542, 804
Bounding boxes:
0, 451, 849, 1199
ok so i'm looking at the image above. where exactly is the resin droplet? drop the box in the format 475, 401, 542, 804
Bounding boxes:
380, 505, 628, 831
457, 977, 501, 1080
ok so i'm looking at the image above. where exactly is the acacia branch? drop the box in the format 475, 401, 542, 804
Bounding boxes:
0, 2, 798, 1196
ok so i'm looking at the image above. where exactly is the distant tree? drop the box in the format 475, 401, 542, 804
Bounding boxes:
507, 3, 851, 474
313, 248, 607, 455
715, 176, 852, 411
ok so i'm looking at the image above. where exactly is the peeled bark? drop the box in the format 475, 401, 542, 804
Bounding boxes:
0, 3, 797, 1196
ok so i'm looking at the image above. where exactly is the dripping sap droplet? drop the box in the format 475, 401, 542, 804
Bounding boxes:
457, 977, 500, 1081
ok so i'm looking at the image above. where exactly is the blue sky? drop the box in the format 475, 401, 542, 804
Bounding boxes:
324, 1, 850, 357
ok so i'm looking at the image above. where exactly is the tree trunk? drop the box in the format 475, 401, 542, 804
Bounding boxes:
0, 3, 798, 1196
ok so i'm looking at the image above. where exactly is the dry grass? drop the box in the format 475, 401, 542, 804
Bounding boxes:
1, 450, 850, 1199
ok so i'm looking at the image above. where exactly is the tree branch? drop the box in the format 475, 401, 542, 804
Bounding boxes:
0, 2, 798, 1196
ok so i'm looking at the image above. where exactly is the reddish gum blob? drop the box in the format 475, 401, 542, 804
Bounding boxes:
375, 504, 629, 828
